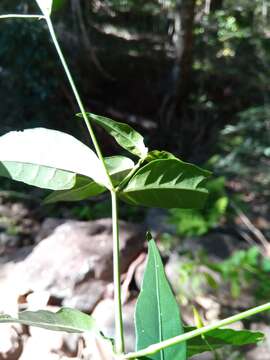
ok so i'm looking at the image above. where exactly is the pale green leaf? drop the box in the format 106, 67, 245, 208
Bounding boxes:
135, 237, 187, 360
44, 155, 134, 203
0, 128, 110, 189
0, 161, 76, 191
82, 113, 148, 158
120, 159, 211, 209
0, 308, 97, 333
36, 0, 53, 15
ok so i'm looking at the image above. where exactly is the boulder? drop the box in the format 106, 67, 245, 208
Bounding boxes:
10, 219, 144, 311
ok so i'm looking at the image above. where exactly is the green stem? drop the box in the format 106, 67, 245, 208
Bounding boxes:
45, 15, 113, 189
0, 14, 45, 19
122, 302, 270, 359
116, 158, 145, 192
111, 191, 125, 354
45, 15, 124, 351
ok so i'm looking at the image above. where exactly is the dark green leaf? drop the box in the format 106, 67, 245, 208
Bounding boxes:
82, 113, 148, 158
146, 150, 177, 162
135, 237, 187, 360
185, 326, 264, 357
0, 308, 97, 333
44, 176, 105, 203
120, 159, 211, 209
0, 128, 109, 190
44, 156, 134, 203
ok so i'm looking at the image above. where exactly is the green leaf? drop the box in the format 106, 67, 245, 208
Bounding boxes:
135, 237, 187, 360
146, 150, 177, 162
0, 308, 97, 333
44, 155, 134, 203
0, 162, 76, 191
44, 176, 105, 203
36, 0, 53, 15
0, 128, 110, 190
82, 113, 148, 158
185, 326, 264, 357
120, 159, 211, 209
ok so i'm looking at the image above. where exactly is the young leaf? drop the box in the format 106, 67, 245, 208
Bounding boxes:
185, 326, 264, 357
44, 156, 134, 203
135, 237, 187, 360
120, 159, 211, 209
36, 0, 53, 16
0, 128, 110, 189
81, 113, 148, 158
0, 308, 97, 333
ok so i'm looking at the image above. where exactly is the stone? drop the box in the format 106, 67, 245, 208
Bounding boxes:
10, 219, 144, 308
35, 218, 65, 244
63, 280, 106, 313
245, 323, 270, 360
92, 299, 136, 352
0, 324, 23, 360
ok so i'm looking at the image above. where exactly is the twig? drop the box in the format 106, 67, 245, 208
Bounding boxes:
231, 201, 269, 251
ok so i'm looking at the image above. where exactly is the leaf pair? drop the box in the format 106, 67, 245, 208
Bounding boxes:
84, 113, 211, 209
0, 114, 211, 210
135, 236, 264, 359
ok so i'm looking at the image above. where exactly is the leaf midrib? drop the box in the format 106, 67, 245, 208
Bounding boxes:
152, 243, 164, 360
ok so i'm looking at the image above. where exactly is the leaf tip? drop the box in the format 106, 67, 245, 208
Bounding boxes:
146, 231, 152, 242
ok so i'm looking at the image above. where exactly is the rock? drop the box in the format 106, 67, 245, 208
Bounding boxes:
63, 280, 106, 313
35, 218, 65, 244
0, 324, 23, 360
145, 208, 174, 235
165, 253, 182, 295
11, 219, 144, 310
92, 299, 136, 352
245, 323, 270, 360
134, 259, 146, 290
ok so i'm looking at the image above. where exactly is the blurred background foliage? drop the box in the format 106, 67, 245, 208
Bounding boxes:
0, 1, 269, 255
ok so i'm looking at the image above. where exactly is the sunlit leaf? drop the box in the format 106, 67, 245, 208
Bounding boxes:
0, 308, 97, 333
120, 159, 211, 209
81, 113, 148, 158
44, 155, 134, 203
135, 236, 187, 360
0, 128, 109, 190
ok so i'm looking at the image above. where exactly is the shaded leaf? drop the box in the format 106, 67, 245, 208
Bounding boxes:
44, 175, 105, 203
36, 0, 53, 15
185, 326, 264, 357
120, 159, 211, 209
82, 113, 148, 158
135, 237, 187, 360
0, 308, 97, 333
146, 150, 177, 162
0, 128, 109, 189
44, 156, 134, 203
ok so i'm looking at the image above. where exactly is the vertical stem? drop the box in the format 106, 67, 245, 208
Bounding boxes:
45, 14, 124, 350
111, 190, 125, 354
45, 15, 113, 189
